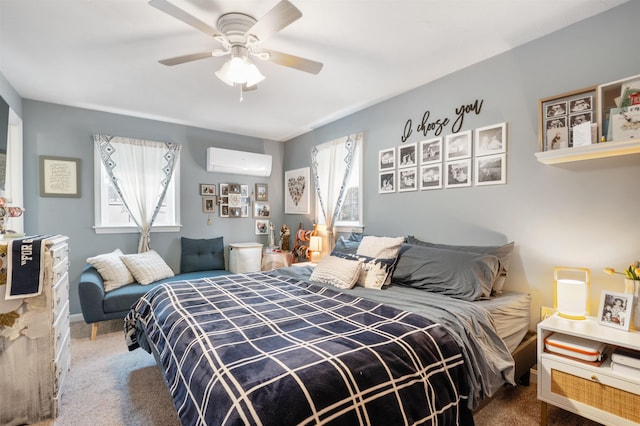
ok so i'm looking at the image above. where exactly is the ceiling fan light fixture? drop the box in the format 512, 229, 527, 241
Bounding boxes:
215, 55, 265, 87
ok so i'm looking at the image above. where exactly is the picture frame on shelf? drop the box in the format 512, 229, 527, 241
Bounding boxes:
253, 201, 272, 218
445, 131, 472, 160
475, 153, 506, 186
445, 159, 471, 188
202, 197, 216, 213
200, 183, 216, 196
378, 148, 395, 171
538, 86, 597, 151
39, 156, 81, 197
419, 137, 442, 164
255, 183, 268, 201
397, 143, 417, 168
598, 290, 633, 331
475, 122, 507, 156
255, 219, 269, 235
379, 170, 395, 194
598, 73, 640, 142
398, 167, 417, 192
420, 164, 442, 190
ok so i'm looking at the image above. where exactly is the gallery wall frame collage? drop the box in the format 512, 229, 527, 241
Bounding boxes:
199, 182, 272, 234
378, 122, 507, 194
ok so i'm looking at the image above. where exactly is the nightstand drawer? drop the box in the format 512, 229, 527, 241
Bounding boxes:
541, 356, 640, 424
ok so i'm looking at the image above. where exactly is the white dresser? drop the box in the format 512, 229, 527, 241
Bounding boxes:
0, 235, 70, 425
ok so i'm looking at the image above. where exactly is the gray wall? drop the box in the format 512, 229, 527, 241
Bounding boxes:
283, 1, 640, 327
0, 71, 22, 116
20, 101, 284, 315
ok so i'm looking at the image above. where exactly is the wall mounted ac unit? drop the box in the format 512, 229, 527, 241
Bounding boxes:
206, 147, 272, 177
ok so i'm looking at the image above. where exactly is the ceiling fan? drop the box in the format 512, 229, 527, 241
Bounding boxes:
149, 0, 323, 94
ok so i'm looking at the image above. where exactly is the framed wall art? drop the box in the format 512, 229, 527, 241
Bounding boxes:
200, 183, 216, 196
397, 143, 417, 168
255, 219, 269, 235
379, 171, 395, 194
475, 153, 506, 186
420, 137, 442, 164
475, 122, 507, 156
420, 164, 442, 190
445, 159, 471, 188
598, 290, 633, 331
219, 182, 250, 218
398, 167, 417, 192
378, 148, 395, 171
40, 156, 81, 197
202, 197, 216, 213
253, 201, 271, 218
255, 183, 268, 201
445, 131, 472, 160
285, 167, 310, 214
538, 86, 596, 151
598, 73, 640, 142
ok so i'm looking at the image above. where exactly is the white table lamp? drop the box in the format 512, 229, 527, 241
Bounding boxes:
308, 236, 322, 263
554, 267, 590, 320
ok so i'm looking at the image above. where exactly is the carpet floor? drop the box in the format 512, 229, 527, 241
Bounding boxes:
31, 322, 602, 425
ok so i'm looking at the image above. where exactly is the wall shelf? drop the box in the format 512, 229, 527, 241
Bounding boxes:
535, 139, 640, 164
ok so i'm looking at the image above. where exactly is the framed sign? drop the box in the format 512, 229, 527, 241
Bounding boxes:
40, 156, 81, 197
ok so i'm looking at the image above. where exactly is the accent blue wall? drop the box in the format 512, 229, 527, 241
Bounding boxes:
282, 1, 640, 326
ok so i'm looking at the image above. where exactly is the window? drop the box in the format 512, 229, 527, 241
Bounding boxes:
314, 133, 363, 230
93, 144, 181, 234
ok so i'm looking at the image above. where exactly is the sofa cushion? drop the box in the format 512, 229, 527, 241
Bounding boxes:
121, 250, 174, 285
102, 269, 230, 314
180, 237, 225, 273
86, 249, 134, 292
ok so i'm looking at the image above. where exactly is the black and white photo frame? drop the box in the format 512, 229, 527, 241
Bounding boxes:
398, 167, 417, 192
445, 131, 472, 160
598, 290, 633, 331
538, 86, 596, 151
420, 137, 442, 164
397, 143, 417, 168
378, 148, 396, 171
379, 170, 395, 194
475, 122, 506, 156
420, 164, 442, 190
475, 154, 506, 186
445, 159, 471, 188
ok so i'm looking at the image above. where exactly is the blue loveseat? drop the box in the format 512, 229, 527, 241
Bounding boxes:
79, 237, 230, 340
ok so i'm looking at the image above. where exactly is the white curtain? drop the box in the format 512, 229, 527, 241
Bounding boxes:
94, 134, 181, 253
311, 132, 362, 251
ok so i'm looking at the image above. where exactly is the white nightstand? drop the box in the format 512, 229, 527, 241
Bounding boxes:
537, 313, 640, 425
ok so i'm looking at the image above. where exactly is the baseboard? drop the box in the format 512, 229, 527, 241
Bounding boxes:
70, 313, 84, 323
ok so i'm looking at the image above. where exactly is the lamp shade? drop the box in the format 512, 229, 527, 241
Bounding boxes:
309, 236, 322, 252
215, 56, 265, 87
554, 267, 590, 320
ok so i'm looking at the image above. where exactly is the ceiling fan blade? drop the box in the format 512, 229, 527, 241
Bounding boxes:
247, 0, 302, 41
149, 0, 224, 38
159, 51, 223, 66
261, 49, 323, 74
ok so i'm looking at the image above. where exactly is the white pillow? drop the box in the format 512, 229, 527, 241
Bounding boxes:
87, 249, 134, 292
356, 236, 404, 259
310, 255, 363, 289
120, 250, 174, 285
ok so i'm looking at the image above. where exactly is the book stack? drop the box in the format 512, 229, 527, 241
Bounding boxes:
611, 347, 640, 380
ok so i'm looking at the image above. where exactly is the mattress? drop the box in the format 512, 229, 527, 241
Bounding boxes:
475, 291, 531, 353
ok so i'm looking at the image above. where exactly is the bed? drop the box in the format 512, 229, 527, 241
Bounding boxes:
125, 236, 532, 425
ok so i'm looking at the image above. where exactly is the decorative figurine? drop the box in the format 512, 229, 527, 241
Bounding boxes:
280, 224, 291, 252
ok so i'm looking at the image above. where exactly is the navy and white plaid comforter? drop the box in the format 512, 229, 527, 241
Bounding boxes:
125, 273, 473, 425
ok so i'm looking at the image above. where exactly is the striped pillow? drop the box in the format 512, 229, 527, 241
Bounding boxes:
87, 249, 134, 292
121, 250, 174, 285
310, 255, 363, 289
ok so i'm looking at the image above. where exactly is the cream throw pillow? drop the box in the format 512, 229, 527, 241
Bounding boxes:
310, 255, 363, 289
121, 250, 174, 285
86, 249, 134, 292
356, 236, 404, 259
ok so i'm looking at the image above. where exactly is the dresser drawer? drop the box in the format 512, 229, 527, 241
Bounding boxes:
54, 329, 71, 401
49, 240, 69, 269
541, 355, 640, 424
53, 300, 69, 357
52, 271, 69, 322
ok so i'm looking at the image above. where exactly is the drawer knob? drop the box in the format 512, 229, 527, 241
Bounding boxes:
591, 375, 598, 381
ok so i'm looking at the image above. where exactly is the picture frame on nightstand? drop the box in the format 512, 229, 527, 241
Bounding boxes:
598, 290, 633, 331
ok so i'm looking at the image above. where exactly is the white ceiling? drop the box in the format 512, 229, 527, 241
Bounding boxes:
0, 0, 628, 141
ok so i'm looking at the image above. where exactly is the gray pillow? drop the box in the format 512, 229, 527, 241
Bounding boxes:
180, 237, 225, 273
392, 244, 500, 301
406, 236, 514, 293
331, 236, 361, 255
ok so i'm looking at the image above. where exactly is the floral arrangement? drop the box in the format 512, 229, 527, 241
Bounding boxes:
604, 261, 640, 280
